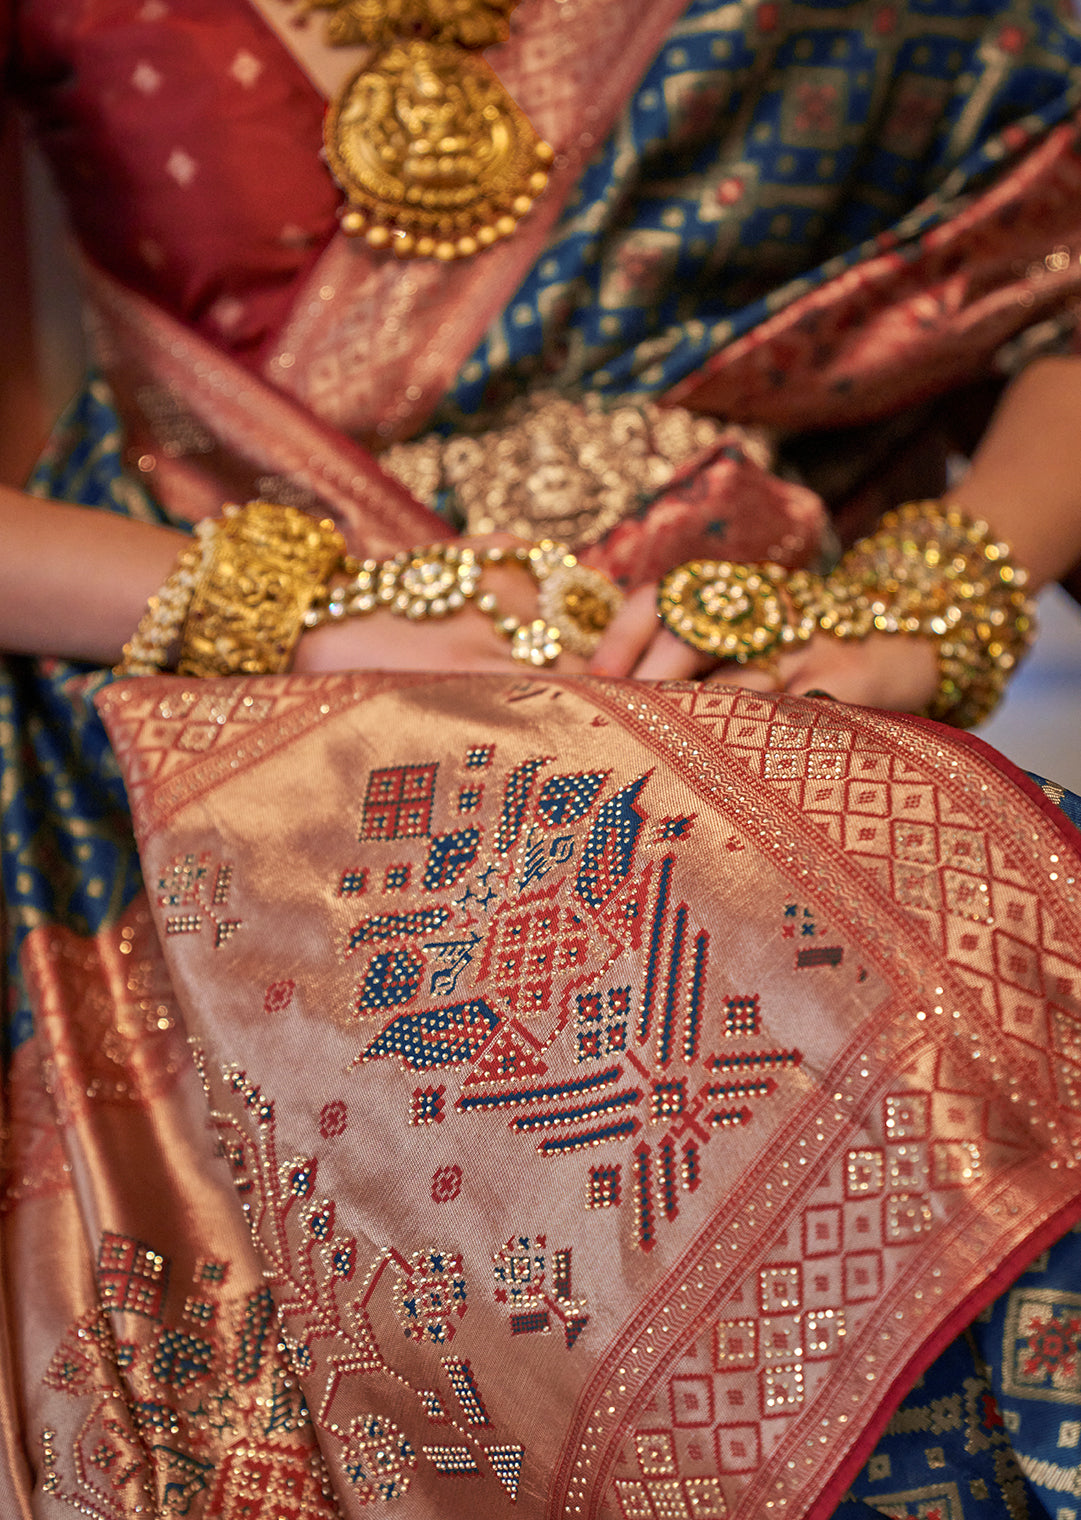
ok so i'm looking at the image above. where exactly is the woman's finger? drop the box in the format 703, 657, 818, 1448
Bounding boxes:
704, 661, 786, 693
632, 626, 715, 680
589, 584, 664, 676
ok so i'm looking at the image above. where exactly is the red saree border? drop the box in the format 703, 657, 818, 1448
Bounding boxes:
540, 682, 1081, 1517
919, 715, 1081, 849
83, 259, 448, 549
810, 1186, 1081, 1520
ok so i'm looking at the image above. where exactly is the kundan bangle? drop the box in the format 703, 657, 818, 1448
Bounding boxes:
657, 498, 1037, 728
114, 527, 215, 676
115, 502, 347, 679
304, 538, 623, 667
116, 502, 624, 679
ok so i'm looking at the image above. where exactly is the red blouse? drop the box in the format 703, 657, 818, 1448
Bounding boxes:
2, 0, 342, 365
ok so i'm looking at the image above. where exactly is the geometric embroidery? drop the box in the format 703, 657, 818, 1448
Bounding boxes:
443, 1358, 491, 1426
488, 1445, 524, 1500
423, 828, 480, 890
361, 765, 437, 841
207, 1440, 340, 1515
1002, 1287, 1081, 1402
97, 1232, 170, 1320
157, 852, 242, 946
353, 947, 425, 1016
410, 1085, 446, 1125
492, 1236, 588, 1347
588, 1165, 621, 1209
357, 998, 500, 1069
345, 1414, 417, 1501
150, 1327, 214, 1388
391, 1249, 468, 1346
575, 986, 631, 1061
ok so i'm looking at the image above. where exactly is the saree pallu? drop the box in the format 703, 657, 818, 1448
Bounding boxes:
3, 668, 1080, 1519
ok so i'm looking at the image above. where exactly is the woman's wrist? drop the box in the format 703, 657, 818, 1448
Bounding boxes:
0, 488, 188, 664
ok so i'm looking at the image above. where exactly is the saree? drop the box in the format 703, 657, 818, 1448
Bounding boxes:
5, 1, 1081, 1515
4, 671, 1080, 1520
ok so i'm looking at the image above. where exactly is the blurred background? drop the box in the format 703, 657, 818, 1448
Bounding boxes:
3, 118, 1079, 793
977, 585, 1081, 791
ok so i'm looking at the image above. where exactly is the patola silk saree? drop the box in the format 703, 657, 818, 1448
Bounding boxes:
6, 2, 1081, 1517
3, 673, 1079, 1519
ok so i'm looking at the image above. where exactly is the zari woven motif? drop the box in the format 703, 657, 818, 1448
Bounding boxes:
86, 674, 1081, 1519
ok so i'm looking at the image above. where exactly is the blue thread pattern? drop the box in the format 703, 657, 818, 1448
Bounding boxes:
410, 1085, 446, 1125
354, 947, 425, 1015
151, 1328, 213, 1390
458, 1066, 622, 1113
536, 772, 608, 827
588, 1166, 622, 1209
232, 1287, 274, 1386
359, 999, 500, 1070
443, 1358, 491, 1426
496, 757, 551, 855
348, 907, 450, 949
574, 776, 649, 909
575, 988, 630, 1062
723, 994, 761, 1036
394, 1250, 468, 1346
423, 829, 480, 891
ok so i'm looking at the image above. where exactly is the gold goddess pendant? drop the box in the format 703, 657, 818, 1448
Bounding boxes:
306, 0, 554, 260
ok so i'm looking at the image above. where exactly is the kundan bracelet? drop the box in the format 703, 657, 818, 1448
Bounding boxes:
657, 498, 1036, 728
303, 538, 624, 667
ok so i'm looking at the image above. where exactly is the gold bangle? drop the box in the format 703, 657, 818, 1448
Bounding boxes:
178, 502, 347, 677
304, 538, 623, 667
657, 499, 1037, 728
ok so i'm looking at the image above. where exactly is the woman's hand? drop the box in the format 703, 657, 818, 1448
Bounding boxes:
588, 580, 938, 711
293, 533, 590, 676
588, 585, 717, 680
703, 629, 938, 710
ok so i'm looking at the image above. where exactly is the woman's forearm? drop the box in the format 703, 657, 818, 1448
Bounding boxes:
0, 486, 187, 663
944, 355, 1081, 591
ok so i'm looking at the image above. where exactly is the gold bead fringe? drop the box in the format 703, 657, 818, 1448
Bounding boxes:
304, 537, 624, 666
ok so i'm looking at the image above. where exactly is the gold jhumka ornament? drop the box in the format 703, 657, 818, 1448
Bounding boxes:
301, 0, 554, 260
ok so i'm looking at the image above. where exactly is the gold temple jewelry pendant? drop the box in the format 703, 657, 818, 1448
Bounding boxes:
306, 1, 554, 260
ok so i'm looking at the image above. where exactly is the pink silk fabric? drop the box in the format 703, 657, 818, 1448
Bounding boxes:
5, 674, 1077, 1519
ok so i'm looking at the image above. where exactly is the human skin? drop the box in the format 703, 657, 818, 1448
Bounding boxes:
589, 356, 1081, 707
2, 357, 1080, 703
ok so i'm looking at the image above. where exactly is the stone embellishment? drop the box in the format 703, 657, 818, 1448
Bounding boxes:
306, 0, 554, 260
657, 560, 799, 663
304, 538, 624, 666
657, 499, 1037, 728
380, 390, 744, 548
